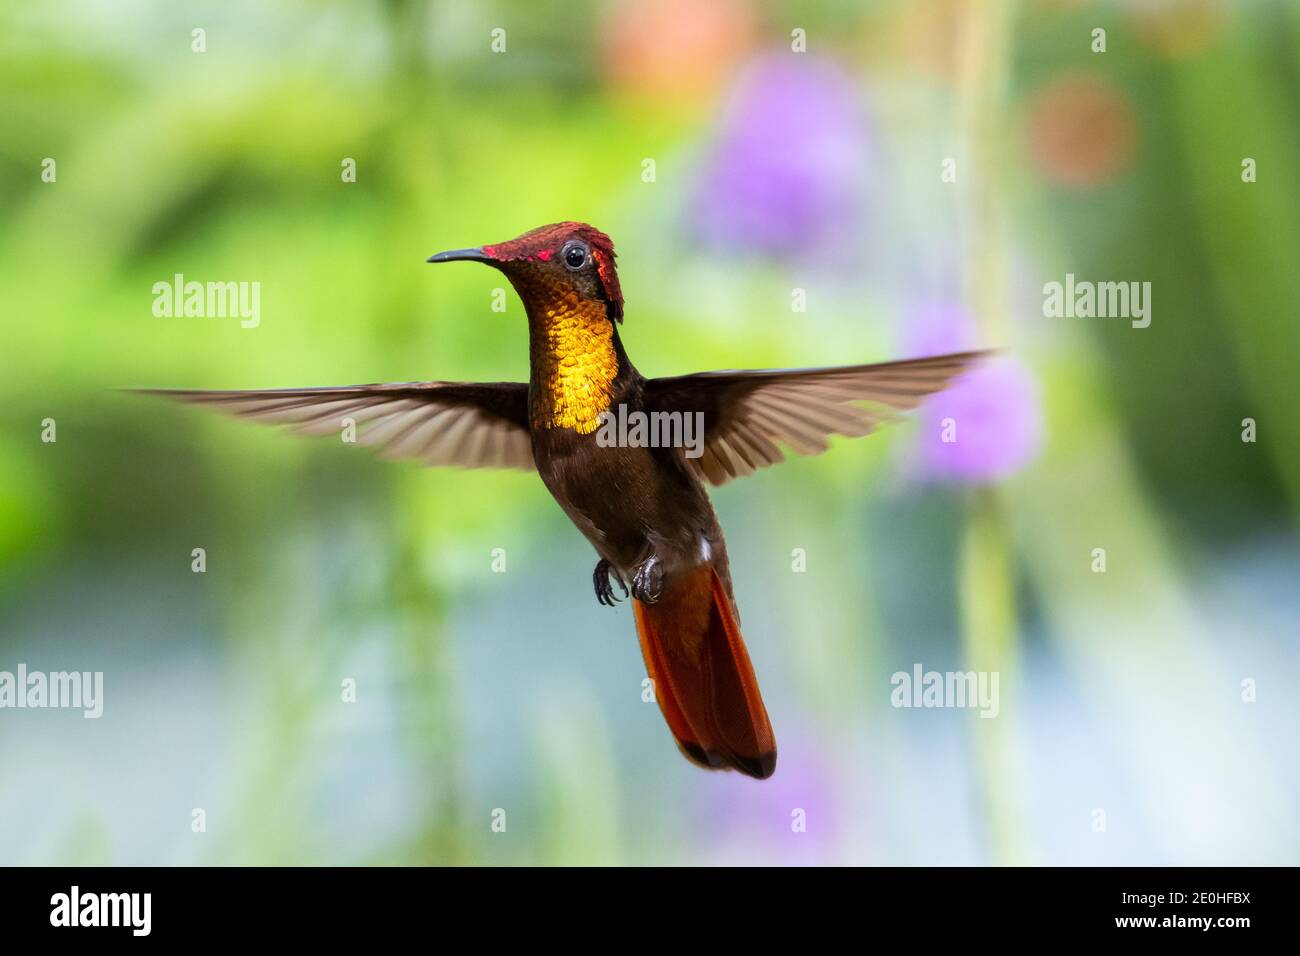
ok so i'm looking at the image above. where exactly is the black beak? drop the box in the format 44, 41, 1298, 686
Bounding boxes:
426, 247, 491, 264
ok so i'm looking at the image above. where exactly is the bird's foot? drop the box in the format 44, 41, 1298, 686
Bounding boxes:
593, 559, 629, 607
630, 554, 664, 604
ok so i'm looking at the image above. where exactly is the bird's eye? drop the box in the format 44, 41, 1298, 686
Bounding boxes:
562, 242, 589, 270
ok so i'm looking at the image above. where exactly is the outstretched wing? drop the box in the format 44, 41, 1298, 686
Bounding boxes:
643, 350, 988, 485
138, 381, 534, 470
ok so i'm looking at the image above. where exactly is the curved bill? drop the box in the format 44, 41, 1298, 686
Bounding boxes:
426, 247, 491, 264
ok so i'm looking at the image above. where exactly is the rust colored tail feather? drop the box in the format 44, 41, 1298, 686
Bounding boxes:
633, 564, 776, 779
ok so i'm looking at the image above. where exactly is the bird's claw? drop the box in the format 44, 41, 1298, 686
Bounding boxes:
630, 555, 664, 604
593, 559, 629, 607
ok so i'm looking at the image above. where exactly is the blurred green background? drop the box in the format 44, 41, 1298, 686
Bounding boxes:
1, 0, 1297, 865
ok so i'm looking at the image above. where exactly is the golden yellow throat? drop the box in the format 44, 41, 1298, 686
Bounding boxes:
527, 289, 619, 433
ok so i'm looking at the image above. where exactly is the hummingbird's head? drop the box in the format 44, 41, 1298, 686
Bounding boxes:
427, 221, 624, 323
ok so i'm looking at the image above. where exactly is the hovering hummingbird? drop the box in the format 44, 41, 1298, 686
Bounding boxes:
146, 222, 985, 779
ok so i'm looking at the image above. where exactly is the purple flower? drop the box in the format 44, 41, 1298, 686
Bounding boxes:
906, 300, 1042, 483
695, 730, 843, 864
692, 54, 872, 260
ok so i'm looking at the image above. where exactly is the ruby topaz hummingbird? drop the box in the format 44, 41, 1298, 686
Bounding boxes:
146, 222, 985, 779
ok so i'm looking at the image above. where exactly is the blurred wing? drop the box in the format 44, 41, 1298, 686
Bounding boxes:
643, 350, 988, 486
138, 381, 534, 470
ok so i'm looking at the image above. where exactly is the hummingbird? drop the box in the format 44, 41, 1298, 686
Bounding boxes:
146, 222, 985, 779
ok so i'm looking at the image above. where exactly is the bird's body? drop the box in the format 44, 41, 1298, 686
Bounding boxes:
145, 222, 987, 780
516, 254, 771, 773
526, 308, 722, 602
533, 404, 726, 597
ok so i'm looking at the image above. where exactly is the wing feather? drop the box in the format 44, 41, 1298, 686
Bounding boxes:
644, 350, 989, 485
136, 382, 534, 471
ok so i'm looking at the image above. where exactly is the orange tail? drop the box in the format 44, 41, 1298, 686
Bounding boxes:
633, 564, 776, 779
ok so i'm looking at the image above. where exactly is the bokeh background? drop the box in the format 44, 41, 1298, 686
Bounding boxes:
2, 0, 1297, 865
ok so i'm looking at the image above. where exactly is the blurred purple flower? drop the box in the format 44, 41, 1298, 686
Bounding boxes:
906, 300, 1043, 483
692, 54, 872, 260
696, 731, 843, 864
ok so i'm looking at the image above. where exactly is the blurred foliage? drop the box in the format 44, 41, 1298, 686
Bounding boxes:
1, 0, 1297, 865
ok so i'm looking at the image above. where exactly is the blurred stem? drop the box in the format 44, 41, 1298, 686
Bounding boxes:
956, 0, 1016, 346
1170, 7, 1300, 526
960, 487, 1031, 865
955, 0, 1031, 864
372, 1, 466, 864
383, 0, 432, 90
387, 484, 467, 865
